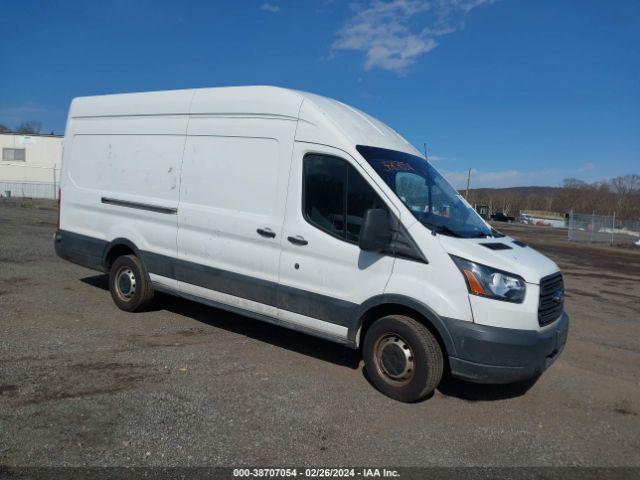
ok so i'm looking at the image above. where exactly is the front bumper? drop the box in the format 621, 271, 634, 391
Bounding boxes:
444, 313, 569, 384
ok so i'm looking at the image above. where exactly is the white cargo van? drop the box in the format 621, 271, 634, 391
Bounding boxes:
55, 86, 568, 402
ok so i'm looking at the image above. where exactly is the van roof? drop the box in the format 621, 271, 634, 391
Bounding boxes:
69, 86, 420, 157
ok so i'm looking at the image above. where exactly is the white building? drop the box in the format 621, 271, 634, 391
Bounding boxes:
0, 132, 63, 199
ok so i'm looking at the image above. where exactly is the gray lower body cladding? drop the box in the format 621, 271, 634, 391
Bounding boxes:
54, 230, 107, 272
55, 229, 569, 383
54, 229, 358, 343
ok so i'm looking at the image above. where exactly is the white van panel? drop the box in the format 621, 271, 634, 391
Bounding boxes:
190, 86, 302, 119
179, 136, 279, 216
385, 256, 474, 323
66, 115, 189, 136
70, 89, 193, 118
176, 117, 297, 317
61, 120, 186, 291
296, 95, 420, 157
69, 134, 182, 201
469, 284, 542, 330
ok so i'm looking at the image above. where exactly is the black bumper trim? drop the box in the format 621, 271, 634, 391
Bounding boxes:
444, 313, 569, 384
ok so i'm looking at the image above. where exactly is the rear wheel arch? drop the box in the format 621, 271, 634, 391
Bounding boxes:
103, 238, 143, 271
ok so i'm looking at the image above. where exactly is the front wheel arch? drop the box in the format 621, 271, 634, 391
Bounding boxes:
352, 296, 457, 361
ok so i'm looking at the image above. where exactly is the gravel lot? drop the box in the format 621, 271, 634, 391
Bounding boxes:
1, 200, 639, 467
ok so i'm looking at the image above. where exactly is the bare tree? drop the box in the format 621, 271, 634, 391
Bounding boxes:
610, 174, 640, 219
15, 121, 42, 134
611, 174, 640, 197
465, 175, 640, 222
0, 124, 11, 133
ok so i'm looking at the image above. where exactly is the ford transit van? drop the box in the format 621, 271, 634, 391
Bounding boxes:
55, 86, 568, 402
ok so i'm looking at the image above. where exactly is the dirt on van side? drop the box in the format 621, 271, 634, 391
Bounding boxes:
1, 200, 639, 467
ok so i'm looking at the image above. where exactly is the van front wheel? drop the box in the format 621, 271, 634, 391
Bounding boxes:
363, 315, 443, 402
109, 254, 154, 312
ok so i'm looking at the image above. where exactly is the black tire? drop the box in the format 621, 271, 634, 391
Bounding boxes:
363, 315, 443, 402
109, 254, 154, 312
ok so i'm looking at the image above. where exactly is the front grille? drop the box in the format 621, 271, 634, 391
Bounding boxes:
538, 272, 564, 326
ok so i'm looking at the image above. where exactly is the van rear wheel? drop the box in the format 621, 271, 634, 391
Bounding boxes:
109, 254, 154, 312
363, 315, 443, 402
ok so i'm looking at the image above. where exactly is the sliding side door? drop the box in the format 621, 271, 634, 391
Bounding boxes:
176, 117, 296, 318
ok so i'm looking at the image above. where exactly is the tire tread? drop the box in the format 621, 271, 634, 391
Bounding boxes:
109, 254, 154, 312
363, 314, 443, 402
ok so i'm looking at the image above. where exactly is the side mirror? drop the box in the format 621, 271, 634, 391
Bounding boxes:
359, 208, 391, 252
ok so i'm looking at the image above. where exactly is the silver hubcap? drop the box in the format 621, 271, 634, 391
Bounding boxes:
115, 267, 136, 300
375, 334, 415, 385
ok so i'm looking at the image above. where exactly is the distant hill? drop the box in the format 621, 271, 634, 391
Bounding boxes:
460, 186, 561, 197
457, 176, 640, 220
459, 185, 567, 216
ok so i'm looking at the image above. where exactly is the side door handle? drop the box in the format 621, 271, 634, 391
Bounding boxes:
257, 227, 276, 238
287, 235, 308, 246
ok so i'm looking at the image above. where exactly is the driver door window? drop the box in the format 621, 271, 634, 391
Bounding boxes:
303, 154, 386, 244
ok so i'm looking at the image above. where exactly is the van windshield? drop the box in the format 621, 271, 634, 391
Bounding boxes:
356, 145, 492, 238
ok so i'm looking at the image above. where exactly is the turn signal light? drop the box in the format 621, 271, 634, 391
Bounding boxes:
463, 269, 486, 296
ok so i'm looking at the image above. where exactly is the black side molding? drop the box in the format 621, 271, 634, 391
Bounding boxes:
101, 197, 177, 215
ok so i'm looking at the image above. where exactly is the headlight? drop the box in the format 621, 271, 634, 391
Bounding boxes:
451, 256, 526, 303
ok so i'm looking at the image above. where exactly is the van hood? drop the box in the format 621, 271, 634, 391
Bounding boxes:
437, 234, 559, 284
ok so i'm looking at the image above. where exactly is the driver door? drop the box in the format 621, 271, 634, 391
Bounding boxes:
276, 143, 396, 341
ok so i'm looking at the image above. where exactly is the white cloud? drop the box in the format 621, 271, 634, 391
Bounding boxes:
578, 162, 595, 173
259, 2, 280, 13
332, 0, 496, 73
443, 168, 564, 189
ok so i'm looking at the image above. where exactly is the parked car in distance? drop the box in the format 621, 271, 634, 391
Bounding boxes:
490, 212, 516, 222
55, 86, 568, 402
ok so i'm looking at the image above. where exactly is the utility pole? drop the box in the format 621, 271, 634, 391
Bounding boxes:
465, 168, 471, 199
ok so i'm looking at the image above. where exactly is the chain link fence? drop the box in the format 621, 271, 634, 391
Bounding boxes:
0, 181, 58, 200
0, 164, 60, 200
568, 211, 640, 246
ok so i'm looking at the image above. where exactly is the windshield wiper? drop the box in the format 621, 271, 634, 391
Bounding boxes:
423, 221, 493, 239
429, 224, 463, 238
469, 231, 493, 238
